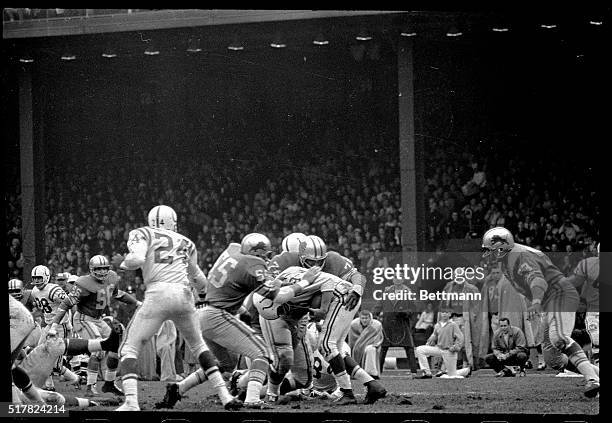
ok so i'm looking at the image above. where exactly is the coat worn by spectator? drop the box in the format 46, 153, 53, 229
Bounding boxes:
372, 279, 418, 373
485, 318, 529, 376
348, 310, 384, 378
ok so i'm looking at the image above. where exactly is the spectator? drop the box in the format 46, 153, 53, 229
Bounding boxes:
348, 310, 384, 379
372, 278, 418, 375
413, 302, 435, 346
485, 317, 529, 377
415, 309, 471, 379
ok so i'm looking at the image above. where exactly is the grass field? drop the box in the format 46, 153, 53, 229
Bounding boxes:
56, 368, 598, 415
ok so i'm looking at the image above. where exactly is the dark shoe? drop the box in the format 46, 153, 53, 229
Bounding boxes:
584, 380, 600, 398
229, 371, 241, 396
155, 383, 181, 409
333, 389, 357, 405
101, 381, 124, 397
364, 381, 387, 404
85, 384, 99, 397
224, 398, 243, 410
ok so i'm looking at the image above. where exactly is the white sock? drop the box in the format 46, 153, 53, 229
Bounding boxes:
104, 370, 116, 382
45, 376, 55, 388
86, 371, 97, 386
76, 397, 90, 408
207, 371, 234, 405
61, 367, 79, 383
122, 377, 138, 406
245, 369, 266, 403
334, 371, 352, 390
88, 339, 102, 351
351, 367, 374, 385
178, 368, 206, 396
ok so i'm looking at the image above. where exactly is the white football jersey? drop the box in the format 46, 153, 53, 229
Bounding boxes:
277, 266, 352, 294
127, 226, 199, 286
31, 283, 68, 325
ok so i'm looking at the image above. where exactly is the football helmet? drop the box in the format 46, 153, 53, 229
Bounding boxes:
56, 272, 69, 285
299, 235, 328, 268
68, 275, 78, 285
241, 233, 273, 260
482, 227, 514, 259
281, 232, 308, 253
31, 265, 51, 289
148, 205, 177, 232
89, 255, 110, 281
8, 278, 24, 300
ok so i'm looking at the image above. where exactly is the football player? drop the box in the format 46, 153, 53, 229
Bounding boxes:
160, 233, 320, 409
271, 235, 386, 404
10, 295, 122, 406
112, 205, 241, 411
565, 242, 599, 364
9, 278, 37, 311
49, 256, 139, 397
482, 227, 600, 397
30, 265, 79, 390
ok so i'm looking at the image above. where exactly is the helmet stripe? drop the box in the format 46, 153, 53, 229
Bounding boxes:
156, 206, 161, 228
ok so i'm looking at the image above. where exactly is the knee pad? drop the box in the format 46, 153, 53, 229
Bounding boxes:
119, 344, 138, 361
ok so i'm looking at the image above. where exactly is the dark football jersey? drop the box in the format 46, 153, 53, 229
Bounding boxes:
64, 270, 121, 319
205, 243, 278, 315
501, 243, 567, 302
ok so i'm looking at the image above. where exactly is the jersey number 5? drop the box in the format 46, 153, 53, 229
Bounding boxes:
209, 256, 238, 288
96, 284, 114, 310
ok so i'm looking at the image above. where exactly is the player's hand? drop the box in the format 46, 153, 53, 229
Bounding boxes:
47, 323, 60, 338
111, 254, 125, 269
527, 301, 542, 318
344, 291, 361, 311
302, 266, 321, 284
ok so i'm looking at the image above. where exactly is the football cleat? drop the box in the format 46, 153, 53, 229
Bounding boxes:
223, 398, 243, 410
584, 380, 600, 398
333, 389, 357, 405
85, 384, 99, 397
101, 381, 124, 396
364, 381, 387, 404
244, 400, 273, 409
155, 383, 181, 409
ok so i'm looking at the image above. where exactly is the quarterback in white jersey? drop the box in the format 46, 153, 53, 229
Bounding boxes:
115, 205, 241, 411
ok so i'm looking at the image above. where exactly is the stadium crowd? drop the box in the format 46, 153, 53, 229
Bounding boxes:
7, 137, 599, 313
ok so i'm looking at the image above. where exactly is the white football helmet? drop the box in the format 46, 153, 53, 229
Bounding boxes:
89, 255, 110, 281
8, 278, 24, 300
299, 235, 327, 268
482, 227, 514, 259
31, 265, 51, 289
68, 275, 78, 285
148, 205, 177, 231
241, 233, 273, 260
281, 232, 308, 253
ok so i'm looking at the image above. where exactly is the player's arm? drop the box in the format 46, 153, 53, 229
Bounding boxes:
186, 243, 208, 292
51, 285, 86, 326
518, 253, 549, 308
309, 289, 334, 320
331, 252, 363, 310
563, 259, 587, 291
120, 229, 150, 270
113, 287, 141, 306
426, 325, 439, 346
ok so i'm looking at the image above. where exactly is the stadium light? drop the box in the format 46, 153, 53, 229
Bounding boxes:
400, 27, 417, 37
186, 37, 202, 53
270, 33, 286, 48
313, 31, 329, 45
589, 20, 603, 26
491, 26, 510, 32
356, 28, 373, 41
19, 55, 34, 63
446, 26, 463, 37
540, 24, 557, 29
144, 38, 160, 56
